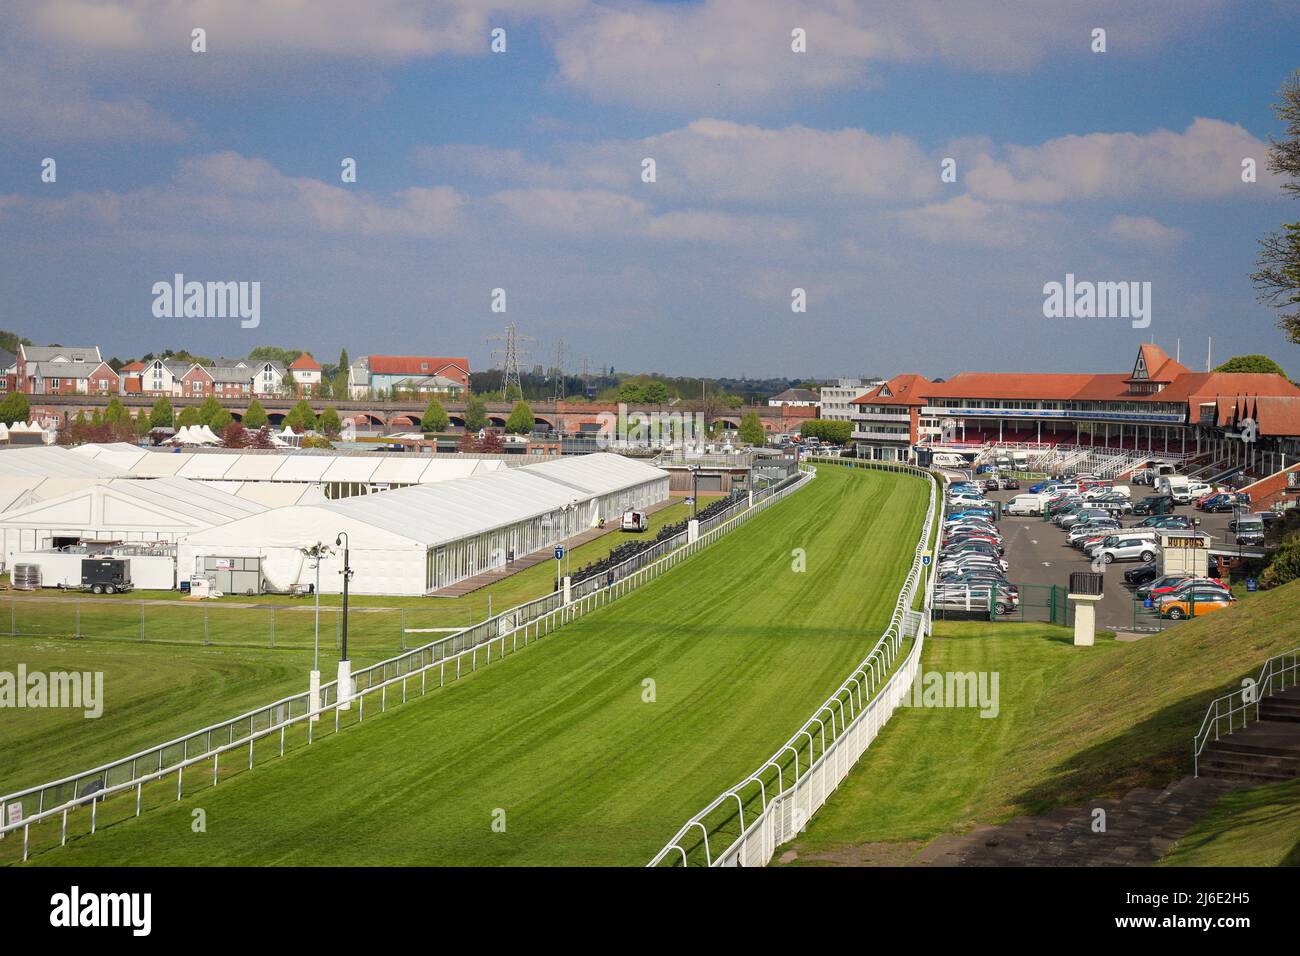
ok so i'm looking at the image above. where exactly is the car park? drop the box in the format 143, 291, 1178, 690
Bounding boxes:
1124, 562, 1161, 587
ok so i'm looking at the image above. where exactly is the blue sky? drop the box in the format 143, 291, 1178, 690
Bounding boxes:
1, 0, 1298, 379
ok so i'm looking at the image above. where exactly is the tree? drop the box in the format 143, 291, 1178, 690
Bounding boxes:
643, 381, 669, 404
221, 422, 250, 448
285, 399, 317, 432
739, 410, 766, 446
476, 431, 505, 453
504, 381, 523, 403
619, 381, 645, 404
149, 397, 173, 429
422, 397, 449, 433
251, 425, 276, 450
800, 419, 853, 444
1252, 70, 1300, 342
209, 406, 233, 430
464, 393, 488, 432
0, 330, 32, 355
1214, 354, 1288, 375
457, 430, 477, 452
103, 396, 130, 427
243, 399, 268, 430
0, 391, 30, 425
176, 406, 201, 428
505, 400, 535, 434
1260, 535, 1300, 589
320, 406, 342, 437
195, 396, 221, 426
134, 409, 152, 438
301, 434, 333, 449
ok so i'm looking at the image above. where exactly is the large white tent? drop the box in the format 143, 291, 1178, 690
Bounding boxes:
0, 475, 268, 568
178, 453, 670, 595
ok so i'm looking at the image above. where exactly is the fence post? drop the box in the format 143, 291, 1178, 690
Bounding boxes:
269, 607, 275, 648
140, 601, 145, 642
204, 605, 210, 645
75, 597, 81, 639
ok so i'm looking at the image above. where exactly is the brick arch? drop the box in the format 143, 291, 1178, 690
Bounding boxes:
715, 416, 741, 430
532, 415, 555, 430
448, 415, 466, 428
488, 415, 507, 428
352, 412, 386, 426
388, 413, 421, 428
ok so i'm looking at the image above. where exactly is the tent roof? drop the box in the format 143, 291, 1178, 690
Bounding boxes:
0, 446, 127, 478
0, 475, 266, 531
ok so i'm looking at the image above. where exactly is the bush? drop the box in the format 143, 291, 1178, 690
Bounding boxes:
320, 406, 342, 437
1260, 536, 1300, 589
800, 419, 852, 444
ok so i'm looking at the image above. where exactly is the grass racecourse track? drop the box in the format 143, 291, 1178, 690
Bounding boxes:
0, 500, 704, 796
10, 464, 929, 866
780, 579, 1300, 867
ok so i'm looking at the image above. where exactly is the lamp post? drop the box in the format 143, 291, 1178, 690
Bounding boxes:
298, 541, 332, 720
689, 464, 700, 520
335, 531, 354, 709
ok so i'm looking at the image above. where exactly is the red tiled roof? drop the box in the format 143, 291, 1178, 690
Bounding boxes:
368, 355, 469, 376
1252, 396, 1300, 436
850, 373, 931, 407
290, 353, 321, 371
119, 361, 146, 373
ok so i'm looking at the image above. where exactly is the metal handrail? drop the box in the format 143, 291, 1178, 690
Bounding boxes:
648, 458, 940, 866
1, 466, 818, 856
1193, 646, 1300, 775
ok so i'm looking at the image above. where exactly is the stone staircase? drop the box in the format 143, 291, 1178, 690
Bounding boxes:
1198, 686, 1300, 783
916, 775, 1237, 866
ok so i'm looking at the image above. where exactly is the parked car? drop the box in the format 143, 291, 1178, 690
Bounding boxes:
1131, 514, 1192, 530
1147, 577, 1230, 603
1199, 492, 1250, 513
1124, 562, 1161, 587
1160, 589, 1236, 620
933, 581, 1021, 616
1058, 507, 1111, 529
1233, 516, 1266, 547
1131, 494, 1175, 516
1094, 535, 1159, 564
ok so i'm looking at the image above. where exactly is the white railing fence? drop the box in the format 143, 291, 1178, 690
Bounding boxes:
1193, 646, 1300, 776
0, 469, 814, 861
648, 458, 941, 867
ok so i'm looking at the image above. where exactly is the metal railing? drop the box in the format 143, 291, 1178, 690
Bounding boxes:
1193, 646, 1300, 776
0, 466, 817, 860
648, 459, 941, 867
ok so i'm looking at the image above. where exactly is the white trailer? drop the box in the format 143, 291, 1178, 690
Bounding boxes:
1158, 532, 1211, 578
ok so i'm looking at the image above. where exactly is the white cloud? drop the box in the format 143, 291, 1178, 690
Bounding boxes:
966, 118, 1277, 203
3, 151, 465, 238
894, 195, 1063, 247
1106, 214, 1187, 245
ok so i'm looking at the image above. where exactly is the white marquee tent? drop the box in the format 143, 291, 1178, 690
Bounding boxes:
178, 453, 670, 595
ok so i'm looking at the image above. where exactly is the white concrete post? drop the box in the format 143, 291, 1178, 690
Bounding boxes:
309, 669, 321, 722
688, 519, 700, 543
563, 575, 571, 604
336, 659, 352, 711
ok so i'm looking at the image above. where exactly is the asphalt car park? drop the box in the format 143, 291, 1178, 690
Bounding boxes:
981, 488, 1241, 631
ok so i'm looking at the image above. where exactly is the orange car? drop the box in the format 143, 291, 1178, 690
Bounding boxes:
1160, 589, 1237, 620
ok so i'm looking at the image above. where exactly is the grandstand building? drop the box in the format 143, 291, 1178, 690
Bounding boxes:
851, 344, 1300, 465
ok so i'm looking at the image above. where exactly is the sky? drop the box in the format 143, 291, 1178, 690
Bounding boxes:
1, 0, 1298, 380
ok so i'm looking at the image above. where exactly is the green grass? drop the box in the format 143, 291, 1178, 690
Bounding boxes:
783, 581, 1300, 863
1159, 779, 1300, 867
13, 464, 929, 866
0, 500, 706, 794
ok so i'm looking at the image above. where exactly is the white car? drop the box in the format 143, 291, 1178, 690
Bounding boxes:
1094, 535, 1159, 564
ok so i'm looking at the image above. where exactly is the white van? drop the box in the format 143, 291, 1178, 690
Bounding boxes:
1006, 493, 1049, 516
933, 453, 967, 468
1154, 475, 1192, 504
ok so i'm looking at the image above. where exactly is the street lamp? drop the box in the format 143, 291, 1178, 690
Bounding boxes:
299, 541, 332, 720
688, 464, 701, 520
335, 531, 354, 709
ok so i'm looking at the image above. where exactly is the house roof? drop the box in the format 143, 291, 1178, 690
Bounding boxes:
289, 353, 321, 371
368, 355, 468, 377
769, 388, 819, 403
26, 360, 115, 381
20, 345, 102, 364
119, 361, 146, 373
850, 373, 932, 407
1248, 396, 1300, 436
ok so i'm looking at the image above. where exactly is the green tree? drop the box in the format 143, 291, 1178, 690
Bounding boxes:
196, 395, 224, 426
134, 408, 152, 438
103, 397, 129, 427
800, 419, 853, 444
505, 400, 535, 434
619, 381, 645, 404
320, 406, 342, 437
176, 406, 202, 428
0, 391, 30, 424
504, 381, 523, 403
643, 381, 669, 404
149, 397, 174, 429
1252, 70, 1300, 342
739, 410, 766, 446
285, 399, 317, 432
0, 330, 32, 355
464, 393, 488, 432
422, 397, 449, 433
209, 406, 233, 430
1214, 354, 1288, 375
1260, 535, 1300, 589
243, 399, 268, 430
